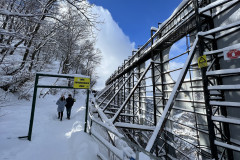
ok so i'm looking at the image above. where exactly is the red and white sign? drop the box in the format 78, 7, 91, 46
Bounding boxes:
224, 49, 240, 60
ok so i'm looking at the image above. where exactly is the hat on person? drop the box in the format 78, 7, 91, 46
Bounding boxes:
68, 94, 72, 97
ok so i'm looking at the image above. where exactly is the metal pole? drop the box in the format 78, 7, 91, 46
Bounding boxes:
84, 89, 90, 132
132, 71, 135, 124
151, 62, 157, 126
193, 0, 218, 159
27, 74, 39, 141
206, 2, 233, 159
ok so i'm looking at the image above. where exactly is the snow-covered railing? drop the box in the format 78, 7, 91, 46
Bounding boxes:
198, 0, 238, 14
91, 129, 124, 160
88, 94, 164, 160
89, 116, 162, 160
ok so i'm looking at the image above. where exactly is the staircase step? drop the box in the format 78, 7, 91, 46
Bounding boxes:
215, 140, 240, 152
204, 43, 240, 56
209, 97, 222, 100
208, 85, 240, 90
212, 116, 240, 125
207, 68, 240, 76
210, 90, 221, 95
210, 101, 240, 107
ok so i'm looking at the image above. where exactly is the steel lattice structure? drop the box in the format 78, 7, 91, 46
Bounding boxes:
92, 0, 240, 159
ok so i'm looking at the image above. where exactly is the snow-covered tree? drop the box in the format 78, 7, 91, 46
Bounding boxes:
0, 0, 101, 99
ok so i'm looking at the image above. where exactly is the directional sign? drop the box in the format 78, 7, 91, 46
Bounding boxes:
198, 55, 208, 68
73, 77, 90, 89
224, 49, 240, 60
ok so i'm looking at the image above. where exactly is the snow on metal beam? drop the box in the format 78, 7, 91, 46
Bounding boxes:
199, 21, 240, 36
210, 101, 240, 107
105, 111, 136, 117
115, 122, 155, 131
208, 85, 240, 90
91, 117, 124, 138
91, 129, 124, 159
199, 0, 237, 14
206, 68, 240, 76
36, 72, 89, 78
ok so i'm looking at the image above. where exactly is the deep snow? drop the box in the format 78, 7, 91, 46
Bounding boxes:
0, 91, 99, 160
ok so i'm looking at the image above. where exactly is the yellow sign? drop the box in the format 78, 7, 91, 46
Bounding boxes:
73, 77, 90, 89
198, 55, 208, 68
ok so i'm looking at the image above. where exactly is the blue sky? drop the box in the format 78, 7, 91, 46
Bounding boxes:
88, 0, 185, 89
89, 0, 182, 46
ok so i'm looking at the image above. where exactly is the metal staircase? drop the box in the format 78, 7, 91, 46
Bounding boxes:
203, 38, 240, 159
89, 0, 240, 159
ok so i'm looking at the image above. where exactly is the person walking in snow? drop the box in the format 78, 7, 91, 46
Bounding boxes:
65, 94, 75, 120
56, 95, 66, 121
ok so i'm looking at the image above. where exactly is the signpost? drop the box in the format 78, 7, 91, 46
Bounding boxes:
73, 77, 91, 132
73, 77, 90, 89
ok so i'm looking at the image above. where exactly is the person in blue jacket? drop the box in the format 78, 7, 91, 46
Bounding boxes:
56, 95, 66, 121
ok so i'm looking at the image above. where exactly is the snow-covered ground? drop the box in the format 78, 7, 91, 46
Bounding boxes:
0, 91, 99, 160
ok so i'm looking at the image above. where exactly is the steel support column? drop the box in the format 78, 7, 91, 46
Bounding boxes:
193, 0, 218, 159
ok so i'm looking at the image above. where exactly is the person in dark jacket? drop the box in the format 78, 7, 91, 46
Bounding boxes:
65, 94, 75, 119
56, 95, 66, 121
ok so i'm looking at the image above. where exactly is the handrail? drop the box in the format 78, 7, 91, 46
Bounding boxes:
89, 115, 163, 160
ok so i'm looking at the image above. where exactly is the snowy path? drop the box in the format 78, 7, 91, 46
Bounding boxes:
0, 93, 98, 160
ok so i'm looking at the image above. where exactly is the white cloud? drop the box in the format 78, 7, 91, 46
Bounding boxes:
92, 6, 135, 90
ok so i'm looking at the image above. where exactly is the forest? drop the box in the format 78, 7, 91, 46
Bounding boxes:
0, 0, 101, 100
